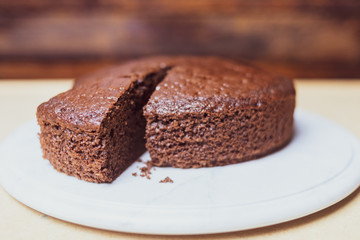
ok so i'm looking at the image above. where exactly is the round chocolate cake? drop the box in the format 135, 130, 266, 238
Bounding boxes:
37, 56, 295, 183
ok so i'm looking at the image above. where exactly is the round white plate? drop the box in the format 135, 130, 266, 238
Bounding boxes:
1, 110, 360, 235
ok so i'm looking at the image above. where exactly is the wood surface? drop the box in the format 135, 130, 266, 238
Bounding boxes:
0, 0, 359, 78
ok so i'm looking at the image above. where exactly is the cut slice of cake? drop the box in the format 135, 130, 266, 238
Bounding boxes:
37, 57, 173, 183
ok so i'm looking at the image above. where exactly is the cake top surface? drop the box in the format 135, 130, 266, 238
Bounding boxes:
37, 56, 295, 131
144, 56, 295, 115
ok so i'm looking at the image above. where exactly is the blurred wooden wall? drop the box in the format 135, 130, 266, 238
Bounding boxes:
0, 0, 359, 79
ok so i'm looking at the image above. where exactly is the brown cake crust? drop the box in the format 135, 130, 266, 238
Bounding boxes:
37, 56, 295, 182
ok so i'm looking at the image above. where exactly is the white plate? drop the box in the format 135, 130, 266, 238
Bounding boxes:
1, 110, 360, 235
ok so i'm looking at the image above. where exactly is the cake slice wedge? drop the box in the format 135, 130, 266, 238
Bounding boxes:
37, 58, 172, 183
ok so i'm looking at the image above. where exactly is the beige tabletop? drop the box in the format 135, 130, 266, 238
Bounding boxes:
0, 79, 360, 240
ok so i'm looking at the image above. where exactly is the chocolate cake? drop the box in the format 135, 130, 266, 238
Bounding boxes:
37, 56, 295, 183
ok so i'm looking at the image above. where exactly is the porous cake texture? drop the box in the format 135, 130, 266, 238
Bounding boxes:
37, 56, 295, 183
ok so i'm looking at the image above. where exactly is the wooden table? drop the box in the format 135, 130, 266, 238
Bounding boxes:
0, 79, 359, 239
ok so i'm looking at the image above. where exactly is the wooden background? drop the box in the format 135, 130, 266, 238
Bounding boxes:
0, 0, 359, 79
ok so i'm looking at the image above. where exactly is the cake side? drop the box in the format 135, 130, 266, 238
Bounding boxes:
144, 96, 295, 168
37, 119, 112, 182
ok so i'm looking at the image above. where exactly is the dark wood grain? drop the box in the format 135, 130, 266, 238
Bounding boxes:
0, 0, 359, 78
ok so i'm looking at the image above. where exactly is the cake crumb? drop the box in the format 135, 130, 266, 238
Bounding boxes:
138, 161, 153, 179
160, 177, 174, 183
132, 160, 156, 180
